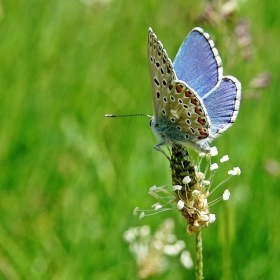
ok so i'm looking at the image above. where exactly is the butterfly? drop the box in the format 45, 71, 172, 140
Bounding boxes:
148, 27, 241, 154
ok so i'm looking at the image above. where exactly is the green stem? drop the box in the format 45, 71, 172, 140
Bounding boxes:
195, 230, 203, 280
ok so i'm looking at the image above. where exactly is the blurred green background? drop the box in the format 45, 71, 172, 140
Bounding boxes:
0, 0, 279, 279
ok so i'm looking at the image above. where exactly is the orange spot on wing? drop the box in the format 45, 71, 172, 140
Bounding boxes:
185, 90, 191, 97
195, 107, 202, 115
198, 128, 208, 139
176, 85, 183, 93
169, 85, 173, 90
191, 98, 198, 105
198, 117, 206, 125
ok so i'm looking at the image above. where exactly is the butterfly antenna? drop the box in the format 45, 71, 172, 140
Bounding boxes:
105, 114, 152, 118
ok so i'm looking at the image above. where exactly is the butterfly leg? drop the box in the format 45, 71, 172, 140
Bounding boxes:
154, 143, 170, 160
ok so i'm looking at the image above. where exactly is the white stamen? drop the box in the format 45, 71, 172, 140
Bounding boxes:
155, 204, 163, 211
149, 185, 157, 191
210, 146, 218, 156
233, 167, 241, 175
223, 189, 230, 200
173, 185, 182, 191
210, 163, 219, 170
133, 207, 139, 216
209, 214, 216, 223
139, 212, 145, 220
177, 200, 184, 210
183, 176, 191, 184
220, 155, 229, 163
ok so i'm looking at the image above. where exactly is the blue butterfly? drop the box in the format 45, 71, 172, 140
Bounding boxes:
148, 27, 241, 153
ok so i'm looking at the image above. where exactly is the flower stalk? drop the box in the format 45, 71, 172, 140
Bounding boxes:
170, 144, 205, 279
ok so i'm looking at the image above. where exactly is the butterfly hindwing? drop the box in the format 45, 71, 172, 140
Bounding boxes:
158, 80, 211, 143
202, 76, 241, 139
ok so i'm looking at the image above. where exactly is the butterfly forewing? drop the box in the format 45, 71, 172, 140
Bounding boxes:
148, 28, 177, 119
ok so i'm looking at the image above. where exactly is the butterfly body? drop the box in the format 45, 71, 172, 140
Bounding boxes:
148, 27, 241, 153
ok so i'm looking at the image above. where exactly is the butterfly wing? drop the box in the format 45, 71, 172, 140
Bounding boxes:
148, 28, 212, 152
173, 27, 223, 99
148, 28, 177, 119
203, 76, 241, 139
158, 80, 211, 142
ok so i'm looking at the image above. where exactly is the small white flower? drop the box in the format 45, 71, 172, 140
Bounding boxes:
133, 207, 139, 216
192, 190, 200, 197
139, 212, 145, 220
210, 163, 219, 171
155, 204, 163, 211
203, 180, 210, 185
209, 214, 216, 223
210, 146, 218, 156
223, 189, 230, 200
196, 172, 205, 180
233, 167, 241, 175
173, 185, 182, 191
177, 200, 184, 210
180, 250, 193, 269
220, 155, 229, 163
199, 152, 206, 157
183, 176, 191, 184
139, 225, 150, 237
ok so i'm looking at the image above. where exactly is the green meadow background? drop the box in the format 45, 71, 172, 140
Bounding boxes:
0, 0, 279, 279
